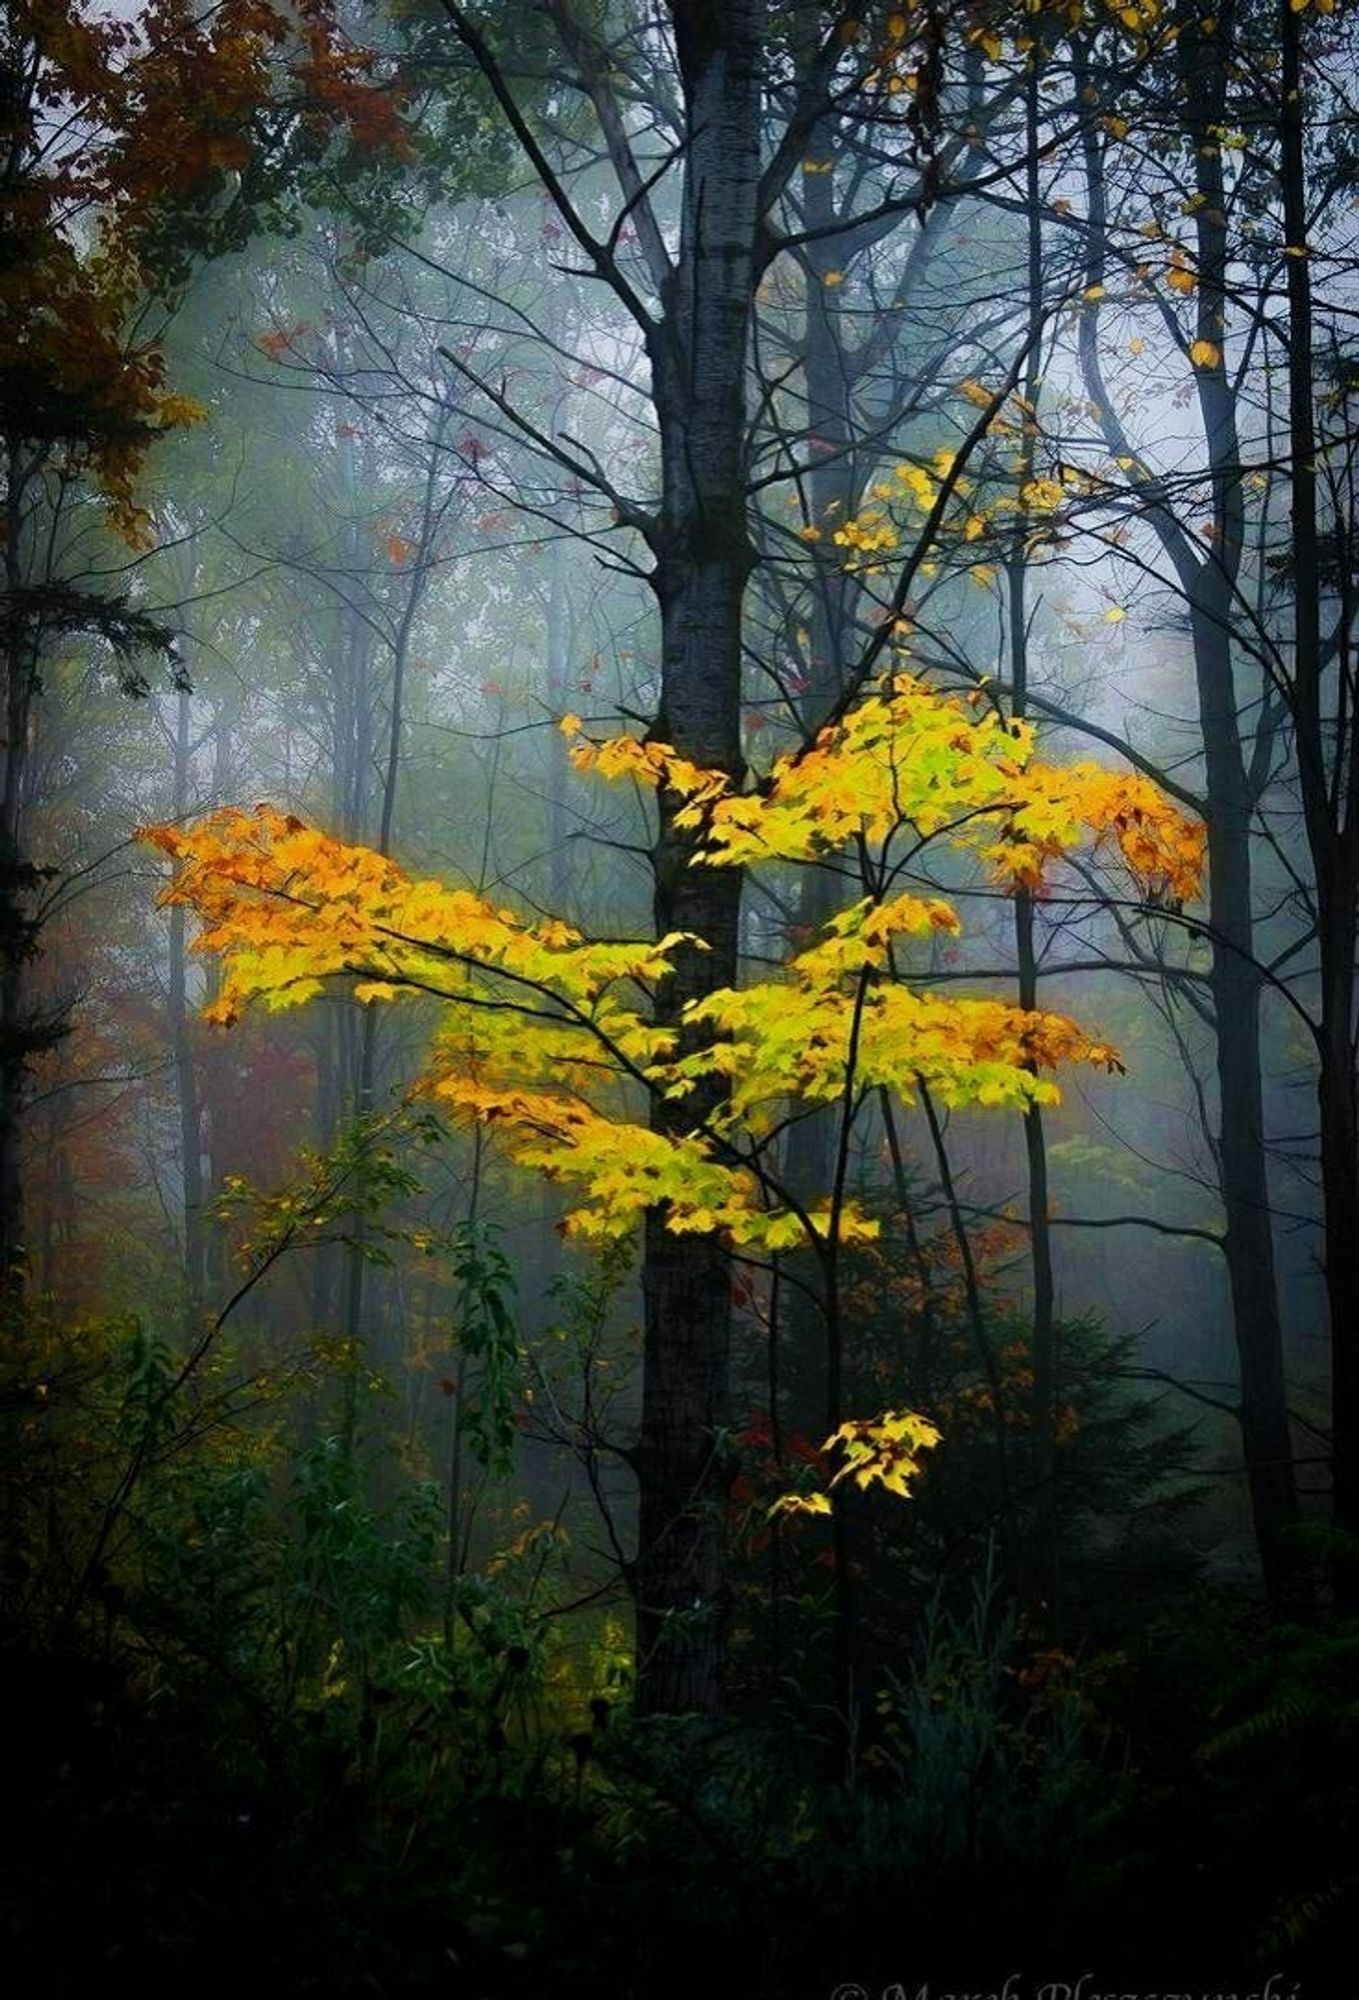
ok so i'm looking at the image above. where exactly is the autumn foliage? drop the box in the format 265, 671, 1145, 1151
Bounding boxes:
145, 678, 1199, 1257
3, 1, 406, 541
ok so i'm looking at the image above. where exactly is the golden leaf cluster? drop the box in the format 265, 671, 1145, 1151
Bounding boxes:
146, 677, 1202, 1257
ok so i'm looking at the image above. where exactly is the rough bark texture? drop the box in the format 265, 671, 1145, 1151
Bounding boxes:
633, 0, 763, 1715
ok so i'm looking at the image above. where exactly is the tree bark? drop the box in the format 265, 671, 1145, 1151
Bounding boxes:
0, 441, 44, 1313
1180, 3, 1299, 1609
1009, 45, 1060, 1624
1278, 0, 1359, 1595
168, 685, 206, 1330
1075, 15, 1300, 1610
632, 0, 763, 1715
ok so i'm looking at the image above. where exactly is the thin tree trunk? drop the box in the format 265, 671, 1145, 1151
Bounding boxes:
777, 137, 860, 1452
1077, 19, 1300, 1609
335, 430, 382, 1456
1180, 3, 1299, 1609
168, 685, 206, 1331
1009, 46, 1059, 1622
202, 700, 236, 1300
0, 443, 37, 1311
339, 409, 446, 1455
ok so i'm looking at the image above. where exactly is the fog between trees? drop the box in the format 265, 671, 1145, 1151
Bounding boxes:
4, 3, 1359, 1991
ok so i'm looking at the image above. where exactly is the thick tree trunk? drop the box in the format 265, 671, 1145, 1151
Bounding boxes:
1278, 0, 1359, 1592
632, 0, 762, 1716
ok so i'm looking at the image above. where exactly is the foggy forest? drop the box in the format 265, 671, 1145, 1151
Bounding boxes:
4, 2, 1359, 1995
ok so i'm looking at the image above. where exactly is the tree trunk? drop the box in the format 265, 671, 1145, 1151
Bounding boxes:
1076, 15, 1300, 1610
777, 140, 858, 1453
1180, 3, 1299, 1609
169, 686, 206, 1330
633, 0, 762, 1715
1195, 601, 1300, 1608
1278, 0, 1359, 1594
0, 443, 41, 1313
1010, 47, 1060, 1624
199, 701, 237, 1301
